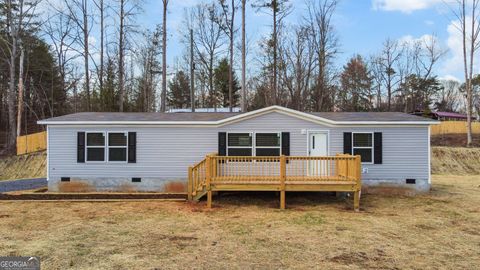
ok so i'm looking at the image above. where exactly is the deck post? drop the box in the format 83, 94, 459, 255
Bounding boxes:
280, 155, 286, 209
335, 154, 339, 177
354, 155, 362, 212
187, 166, 193, 201
206, 155, 212, 208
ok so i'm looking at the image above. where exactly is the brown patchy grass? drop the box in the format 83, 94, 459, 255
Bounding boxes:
0, 151, 46, 181
0, 175, 479, 269
432, 147, 480, 175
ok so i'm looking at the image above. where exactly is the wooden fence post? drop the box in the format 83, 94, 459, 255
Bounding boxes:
206, 155, 212, 208
280, 155, 286, 209
187, 166, 193, 201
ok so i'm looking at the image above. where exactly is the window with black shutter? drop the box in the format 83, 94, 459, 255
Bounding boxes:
108, 132, 128, 162
374, 132, 383, 164
77, 132, 85, 163
281, 132, 290, 156
128, 132, 136, 163
352, 133, 373, 163
255, 133, 280, 156
227, 133, 253, 156
86, 132, 106, 162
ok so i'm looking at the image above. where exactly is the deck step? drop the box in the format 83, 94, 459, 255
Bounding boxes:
192, 186, 207, 201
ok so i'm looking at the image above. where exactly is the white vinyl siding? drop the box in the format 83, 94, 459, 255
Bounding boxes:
47, 111, 430, 191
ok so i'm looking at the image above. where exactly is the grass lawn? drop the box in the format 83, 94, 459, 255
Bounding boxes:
0, 175, 479, 269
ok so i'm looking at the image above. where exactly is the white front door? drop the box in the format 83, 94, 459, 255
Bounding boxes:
308, 132, 329, 176
309, 132, 328, 156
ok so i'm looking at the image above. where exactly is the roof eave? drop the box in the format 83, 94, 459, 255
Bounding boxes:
37, 105, 440, 126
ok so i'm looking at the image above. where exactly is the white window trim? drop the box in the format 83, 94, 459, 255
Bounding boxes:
254, 132, 281, 156
226, 132, 283, 156
352, 132, 374, 165
85, 131, 107, 163
107, 132, 129, 163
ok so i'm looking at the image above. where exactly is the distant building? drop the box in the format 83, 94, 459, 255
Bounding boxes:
412, 110, 469, 121
168, 107, 242, 113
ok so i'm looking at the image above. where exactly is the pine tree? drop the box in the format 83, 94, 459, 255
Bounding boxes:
168, 71, 191, 109
214, 58, 240, 108
339, 55, 373, 111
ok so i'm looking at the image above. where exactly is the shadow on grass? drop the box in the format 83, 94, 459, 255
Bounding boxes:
207, 191, 349, 209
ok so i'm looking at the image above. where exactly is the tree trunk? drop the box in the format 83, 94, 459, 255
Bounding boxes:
6, 0, 18, 151
99, 0, 104, 106
272, 2, 278, 105
190, 28, 195, 112
161, 0, 168, 112
241, 0, 246, 112
83, 0, 91, 111
228, 0, 235, 112
16, 45, 25, 137
119, 0, 125, 112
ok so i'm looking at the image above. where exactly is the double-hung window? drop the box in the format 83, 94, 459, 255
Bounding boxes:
352, 133, 373, 163
86, 132, 106, 162
227, 133, 253, 156
108, 132, 128, 162
255, 133, 281, 156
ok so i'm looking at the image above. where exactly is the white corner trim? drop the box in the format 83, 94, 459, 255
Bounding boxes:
428, 125, 431, 185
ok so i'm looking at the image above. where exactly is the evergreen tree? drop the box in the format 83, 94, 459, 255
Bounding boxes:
168, 70, 191, 109
214, 58, 240, 108
339, 55, 373, 111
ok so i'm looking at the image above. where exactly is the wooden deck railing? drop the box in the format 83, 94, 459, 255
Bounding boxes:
188, 154, 362, 210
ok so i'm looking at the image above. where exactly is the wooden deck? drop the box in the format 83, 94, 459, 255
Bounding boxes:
188, 154, 362, 210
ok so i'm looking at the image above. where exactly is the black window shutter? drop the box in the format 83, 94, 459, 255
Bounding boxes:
77, 132, 85, 163
128, 132, 137, 163
218, 132, 227, 156
374, 132, 383, 164
343, 132, 352, 154
281, 132, 290, 156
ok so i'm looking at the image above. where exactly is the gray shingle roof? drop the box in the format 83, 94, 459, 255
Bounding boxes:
38, 107, 434, 124
41, 112, 241, 122
309, 112, 433, 122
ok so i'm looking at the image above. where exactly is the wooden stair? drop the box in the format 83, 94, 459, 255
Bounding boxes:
192, 185, 207, 201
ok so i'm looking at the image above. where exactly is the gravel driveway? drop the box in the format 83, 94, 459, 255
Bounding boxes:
0, 178, 47, 193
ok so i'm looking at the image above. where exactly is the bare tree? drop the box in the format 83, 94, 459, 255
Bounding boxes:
449, 0, 480, 146
279, 25, 314, 110
160, 0, 168, 112
305, 0, 340, 111
241, 0, 247, 111
218, 0, 236, 112
253, 0, 291, 105
93, 0, 107, 100
377, 39, 403, 111
44, 2, 79, 104
118, 0, 126, 111
184, 3, 225, 110
1, 0, 40, 150
116, 0, 141, 112
436, 80, 461, 112
65, 0, 92, 111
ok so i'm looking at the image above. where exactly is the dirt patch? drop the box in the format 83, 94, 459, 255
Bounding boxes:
363, 186, 417, 196
58, 182, 95, 192
117, 184, 137, 193
0, 192, 186, 200
431, 133, 480, 147
164, 181, 187, 192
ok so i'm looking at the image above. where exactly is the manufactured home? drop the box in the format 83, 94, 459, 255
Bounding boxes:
38, 106, 436, 209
